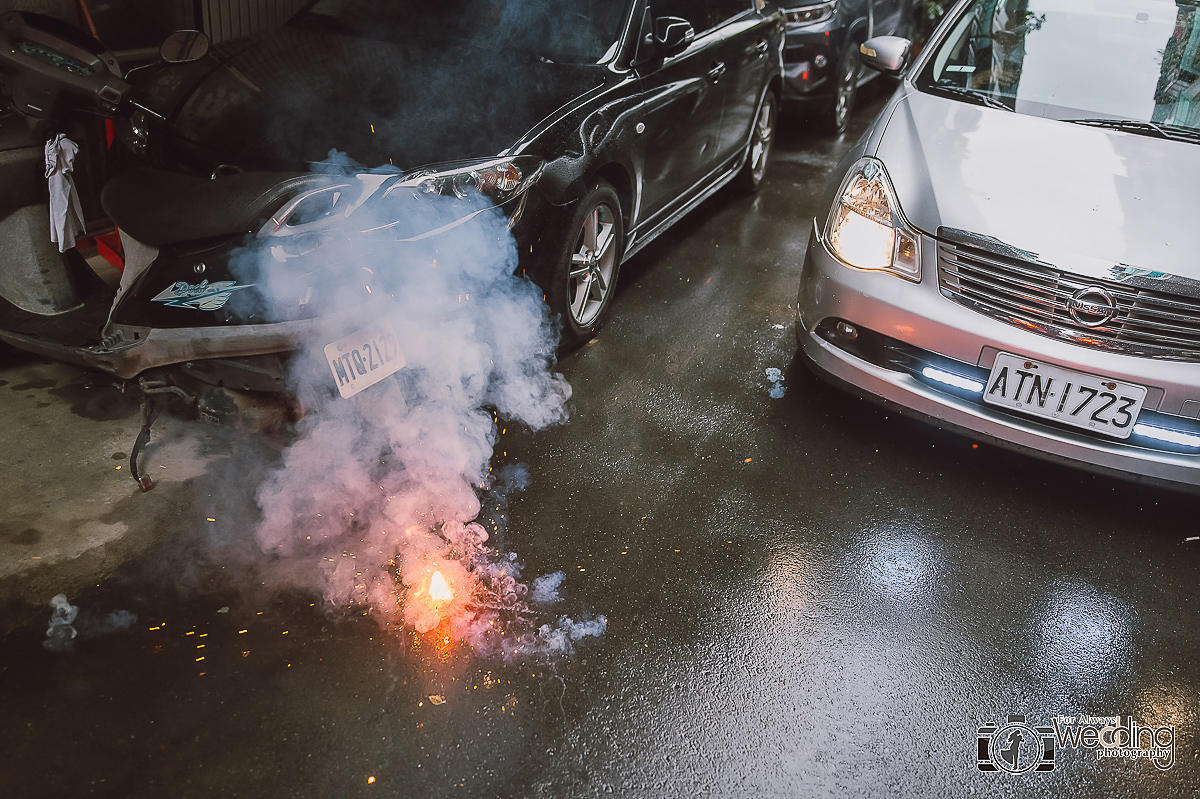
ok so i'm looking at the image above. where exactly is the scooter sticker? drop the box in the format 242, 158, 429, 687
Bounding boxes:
151, 280, 251, 311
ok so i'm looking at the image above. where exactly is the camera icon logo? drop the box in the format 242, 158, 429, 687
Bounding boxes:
978, 714, 1055, 773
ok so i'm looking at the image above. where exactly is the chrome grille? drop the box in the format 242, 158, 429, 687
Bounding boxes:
937, 240, 1200, 362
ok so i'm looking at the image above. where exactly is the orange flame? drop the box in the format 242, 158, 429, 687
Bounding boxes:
428, 571, 454, 604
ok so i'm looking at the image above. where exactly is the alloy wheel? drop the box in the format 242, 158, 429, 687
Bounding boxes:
833, 48, 860, 131
747, 93, 777, 186
567, 202, 617, 328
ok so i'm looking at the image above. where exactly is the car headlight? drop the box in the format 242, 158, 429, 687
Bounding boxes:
259, 157, 544, 256
394, 156, 543, 205
784, 1, 835, 26
259, 173, 388, 259
823, 157, 921, 280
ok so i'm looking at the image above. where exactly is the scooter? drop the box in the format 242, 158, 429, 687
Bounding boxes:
0, 13, 522, 491
0, 13, 301, 490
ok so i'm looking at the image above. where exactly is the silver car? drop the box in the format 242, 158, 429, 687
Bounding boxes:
797, 0, 1200, 493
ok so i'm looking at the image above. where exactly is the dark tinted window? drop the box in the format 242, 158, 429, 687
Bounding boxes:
707, 0, 749, 28
650, 0, 748, 32
650, 0, 706, 31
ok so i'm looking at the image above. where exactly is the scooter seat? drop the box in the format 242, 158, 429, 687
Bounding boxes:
101, 168, 313, 247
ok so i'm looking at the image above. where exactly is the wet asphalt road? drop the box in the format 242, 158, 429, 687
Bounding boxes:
3, 87, 1200, 799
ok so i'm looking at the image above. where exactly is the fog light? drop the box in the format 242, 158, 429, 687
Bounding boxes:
835, 321, 858, 341
814, 54, 828, 68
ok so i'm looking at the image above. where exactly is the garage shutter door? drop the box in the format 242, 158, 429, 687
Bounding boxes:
198, 0, 308, 43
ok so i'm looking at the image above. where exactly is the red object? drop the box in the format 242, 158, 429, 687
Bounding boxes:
105, 118, 114, 148
93, 230, 124, 271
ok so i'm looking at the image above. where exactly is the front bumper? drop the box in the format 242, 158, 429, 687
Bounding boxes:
797, 224, 1200, 494
781, 28, 841, 103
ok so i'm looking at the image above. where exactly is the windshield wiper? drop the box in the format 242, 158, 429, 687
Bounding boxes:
926, 84, 1014, 112
1064, 118, 1200, 144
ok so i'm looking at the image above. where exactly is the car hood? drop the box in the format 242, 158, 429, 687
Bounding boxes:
875, 89, 1200, 281
165, 23, 607, 170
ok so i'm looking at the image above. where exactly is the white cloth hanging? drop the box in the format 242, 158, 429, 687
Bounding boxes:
45, 134, 87, 253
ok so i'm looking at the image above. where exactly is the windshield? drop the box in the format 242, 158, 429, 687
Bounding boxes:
916, 0, 1200, 130
292, 0, 633, 63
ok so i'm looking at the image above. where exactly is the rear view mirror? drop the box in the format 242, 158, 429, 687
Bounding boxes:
860, 36, 911, 75
159, 30, 209, 64
653, 16, 694, 57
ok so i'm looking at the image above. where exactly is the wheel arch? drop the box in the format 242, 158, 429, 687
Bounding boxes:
586, 160, 635, 234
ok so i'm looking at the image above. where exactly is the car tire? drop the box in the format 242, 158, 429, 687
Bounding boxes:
822, 39, 861, 135
545, 180, 624, 350
733, 89, 778, 193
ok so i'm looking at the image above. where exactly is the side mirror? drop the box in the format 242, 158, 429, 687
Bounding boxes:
653, 16, 694, 57
159, 30, 210, 64
860, 36, 911, 75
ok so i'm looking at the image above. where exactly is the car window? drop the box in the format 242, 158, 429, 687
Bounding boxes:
916, 0, 1200, 132
707, 0, 752, 28
650, 0, 750, 33
650, 0, 705, 31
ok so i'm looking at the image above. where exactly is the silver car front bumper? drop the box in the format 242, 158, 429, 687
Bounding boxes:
797, 224, 1200, 494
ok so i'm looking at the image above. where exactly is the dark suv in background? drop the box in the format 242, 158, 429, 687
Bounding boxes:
780, 0, 913, 132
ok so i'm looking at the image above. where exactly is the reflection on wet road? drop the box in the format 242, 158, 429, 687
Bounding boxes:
2, 88, 1198, 798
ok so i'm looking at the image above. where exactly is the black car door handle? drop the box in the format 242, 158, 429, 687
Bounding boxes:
707, 61, 727, 80
742, 40, 769, 64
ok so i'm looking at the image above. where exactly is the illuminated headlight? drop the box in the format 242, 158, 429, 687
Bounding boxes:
823, 157, 921, 280
395, 156, 543, 204
784, 1, 835, 26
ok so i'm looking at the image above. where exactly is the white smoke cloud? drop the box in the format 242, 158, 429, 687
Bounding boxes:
44, 594, 78, 652
43, 595, 137, 652
531, 571, 567, 604
222, 155, 604, 657
537, 615, 610, 656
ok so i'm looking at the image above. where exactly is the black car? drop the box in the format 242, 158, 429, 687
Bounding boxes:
778, 0, 912, 132
69, 0, 784, 349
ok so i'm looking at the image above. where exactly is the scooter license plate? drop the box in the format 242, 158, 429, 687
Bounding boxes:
323, 319, 406, 399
